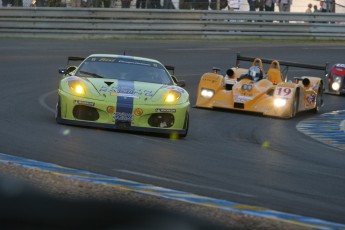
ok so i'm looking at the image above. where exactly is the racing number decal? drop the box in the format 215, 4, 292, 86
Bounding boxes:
335, 64, 345, 68
275, 87, 293, 98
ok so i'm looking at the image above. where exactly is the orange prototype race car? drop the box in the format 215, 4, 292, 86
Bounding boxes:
196, 54, 327, 118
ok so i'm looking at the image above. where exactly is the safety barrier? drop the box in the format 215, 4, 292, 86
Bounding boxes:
1, 7, 345, 40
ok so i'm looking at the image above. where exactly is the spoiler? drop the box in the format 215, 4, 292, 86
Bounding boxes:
165, 65, 175, 75
236, 53, 329, 73
67, 56, 85, 65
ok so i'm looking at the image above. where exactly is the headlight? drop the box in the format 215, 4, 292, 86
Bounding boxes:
274, 98, 287, 107
165, 91, 181, 103
332, 76, 342, 91
68, 81, 85, 95
200, 89, 215, 99
332, 82, 341, 91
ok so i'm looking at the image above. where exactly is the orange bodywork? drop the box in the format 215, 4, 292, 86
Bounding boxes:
196, 59, 323, 118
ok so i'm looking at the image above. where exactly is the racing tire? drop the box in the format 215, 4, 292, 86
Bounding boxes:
55, 96, 61, 122
311, 86, 323, 113
290, 90, 299, 118
179, 113, 189, 138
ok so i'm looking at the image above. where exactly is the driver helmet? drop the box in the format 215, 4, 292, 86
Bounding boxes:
248, 66, 263, 82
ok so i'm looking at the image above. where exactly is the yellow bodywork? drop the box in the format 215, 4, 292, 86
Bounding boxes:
196, 59, 323, 118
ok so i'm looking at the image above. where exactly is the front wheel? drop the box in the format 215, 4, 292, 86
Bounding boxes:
290, 90, 299, 118
311, 86, 323, 113
55, 96, 61, 121
179, 113, 189, 138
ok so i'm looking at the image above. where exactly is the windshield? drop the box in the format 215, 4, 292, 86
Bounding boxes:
76, 57, 173, 85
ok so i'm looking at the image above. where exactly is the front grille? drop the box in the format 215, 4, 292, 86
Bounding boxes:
115, 121, 131, 130
148, 113, 174, 128
234, 103, 244, 109
73, 105, 99, 121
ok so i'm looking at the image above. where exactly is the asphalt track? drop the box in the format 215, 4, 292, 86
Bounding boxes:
1, 39, 345, 225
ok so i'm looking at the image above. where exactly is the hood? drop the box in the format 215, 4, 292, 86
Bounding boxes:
330, 64, 345, 77
232, 79, 272, 103
85, 78, 183, 103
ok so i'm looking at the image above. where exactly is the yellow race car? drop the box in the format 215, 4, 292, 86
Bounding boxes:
196, 54, 327, 118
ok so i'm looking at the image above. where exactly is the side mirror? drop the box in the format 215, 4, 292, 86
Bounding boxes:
58, 68, 68, 74
58, 66, 77, 75
177, 80, 186, 88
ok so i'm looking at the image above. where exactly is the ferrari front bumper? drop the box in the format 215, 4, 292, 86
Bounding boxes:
57, 90, 189, 135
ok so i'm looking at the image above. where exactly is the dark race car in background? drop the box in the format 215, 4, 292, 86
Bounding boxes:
325, 63, 345, 95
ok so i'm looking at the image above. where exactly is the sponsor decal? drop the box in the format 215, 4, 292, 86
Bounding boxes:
89, 57, 117, 63
312, 84, 318, 91
73, 100, 95, 106
202, 77, 217, 83
155, 108, 176, 113
234, 95, 253, 103
110, 92, 139, 98
113, 112, 134, 121
99, 57, 116, 62
118, 60, 151, 67
107, 106, 115, 113
335, 64, 345, 68
100, 86, 154, 97
225, 79, 236, 85
306, 94, 316, 106
115, 80, 135, 127
134, 108, 143, 116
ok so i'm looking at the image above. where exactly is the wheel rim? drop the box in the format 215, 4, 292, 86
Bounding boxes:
315, 94, 321, 112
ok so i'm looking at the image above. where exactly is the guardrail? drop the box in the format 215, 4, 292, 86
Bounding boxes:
1, 7, 345, 40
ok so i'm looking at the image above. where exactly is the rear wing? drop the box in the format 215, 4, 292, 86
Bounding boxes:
165, 65, 175, 76
67, 56, 85, 65
236, 53, 328, 74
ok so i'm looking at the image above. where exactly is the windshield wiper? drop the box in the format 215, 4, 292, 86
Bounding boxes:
79, 71, 104, 78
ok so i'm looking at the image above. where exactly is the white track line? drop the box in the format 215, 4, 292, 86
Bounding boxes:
38, 90, 57, 114
115, 169, 255, 198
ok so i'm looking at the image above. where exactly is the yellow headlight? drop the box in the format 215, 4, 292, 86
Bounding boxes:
75, 84, 85, 94
165, 91, 181, 103
68, 81, 85, 95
